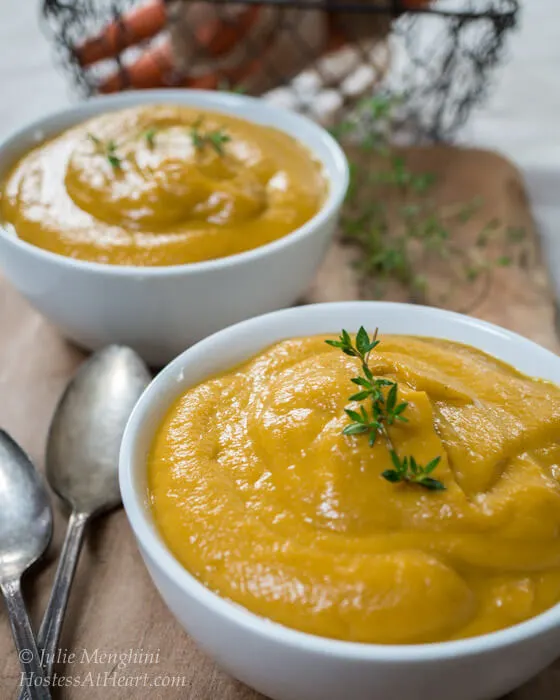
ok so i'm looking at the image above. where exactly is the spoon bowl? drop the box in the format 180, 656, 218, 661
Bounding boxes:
46, 345, 151, 514
0, 430, 53, 699
0, 431, 52, 582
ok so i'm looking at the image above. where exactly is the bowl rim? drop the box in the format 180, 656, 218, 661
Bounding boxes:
119, 301, 560, 660
0, 89, 349, 276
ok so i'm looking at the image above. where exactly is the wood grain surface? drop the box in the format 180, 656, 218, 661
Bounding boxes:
1, 146, 559, 699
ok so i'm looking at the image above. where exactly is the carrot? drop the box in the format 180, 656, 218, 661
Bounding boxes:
98, 41, 174, 93
196, 6, 262, 57
76, 1, 166, 67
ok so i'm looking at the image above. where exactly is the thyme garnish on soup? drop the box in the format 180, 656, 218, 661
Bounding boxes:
190, 118, 231, 156
326, 327, 445, 491
87, 133, 122, 169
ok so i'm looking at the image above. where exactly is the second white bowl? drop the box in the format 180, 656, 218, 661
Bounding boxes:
120, 301, 560, 700
0, 90, 348, 366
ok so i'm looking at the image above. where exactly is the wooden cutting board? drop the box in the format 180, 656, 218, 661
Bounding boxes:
0, 146, 559, 699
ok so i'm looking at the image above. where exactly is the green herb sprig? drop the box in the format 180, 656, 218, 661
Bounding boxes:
190, 118, 231, 156
144, 127, 157, 148
326, 327, 445, 491
87, 133, 122, 169
330, 96, 528, 306
383, 453, 444, 490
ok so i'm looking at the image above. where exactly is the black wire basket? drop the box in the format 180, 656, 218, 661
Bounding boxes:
42, 0, 519, 140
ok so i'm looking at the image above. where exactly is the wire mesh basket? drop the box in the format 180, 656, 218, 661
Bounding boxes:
42, 0, 519, 140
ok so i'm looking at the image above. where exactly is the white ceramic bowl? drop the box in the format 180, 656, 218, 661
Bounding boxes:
120, 301, 560, 700
0, 90, 348, 366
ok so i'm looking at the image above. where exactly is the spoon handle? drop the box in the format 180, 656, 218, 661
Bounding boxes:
18, 511, 88, 700
1, 578, 52, 700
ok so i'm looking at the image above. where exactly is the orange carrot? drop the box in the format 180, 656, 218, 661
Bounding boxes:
196, 6, 262, 57
76, 1, 166, 67
98, 41, 173, 93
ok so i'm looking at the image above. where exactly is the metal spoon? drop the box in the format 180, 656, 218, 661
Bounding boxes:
19, 345, 151, 698
0, 430, 53, 700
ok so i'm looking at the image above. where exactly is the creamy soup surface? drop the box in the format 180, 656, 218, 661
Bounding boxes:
148, 334, 560, 644
0, 105, 325, 266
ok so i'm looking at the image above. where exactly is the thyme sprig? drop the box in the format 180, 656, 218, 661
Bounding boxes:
330, 95, 528, 306
144, 127, 157, 148
327, 328, 407, 447
87, 133, 122, 169
383, 453, 444, 490
88, 119, 232, 165
326, 328, 445, 491
190, 118, 231, 156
